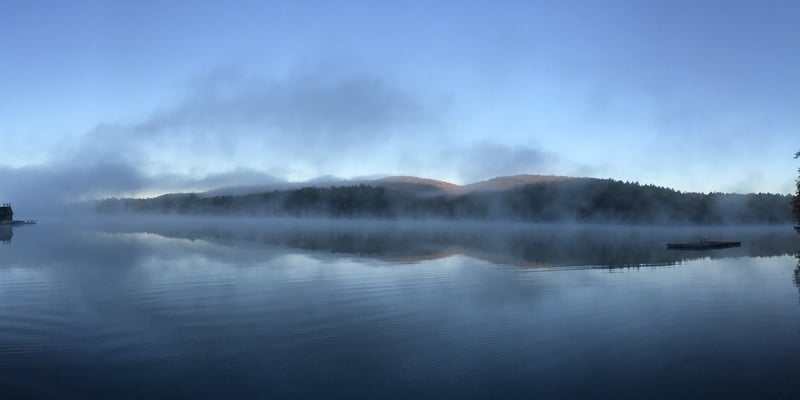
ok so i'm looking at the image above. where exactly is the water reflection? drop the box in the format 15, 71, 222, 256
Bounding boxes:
4, 218, 799, 271
795, 253, 800, 296
86, 218, 800, 269
2, 218, 800, 398
0, 225, 11, 244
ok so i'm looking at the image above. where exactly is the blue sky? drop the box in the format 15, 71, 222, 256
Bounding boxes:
2, 0, 799, 203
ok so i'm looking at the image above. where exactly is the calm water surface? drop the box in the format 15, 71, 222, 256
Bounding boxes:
1, 218, 800, 399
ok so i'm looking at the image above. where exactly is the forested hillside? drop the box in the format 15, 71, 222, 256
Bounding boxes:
96, 178, 793, 225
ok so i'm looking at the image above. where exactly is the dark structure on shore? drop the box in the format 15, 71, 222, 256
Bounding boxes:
1, 204, 13, 243
0, 203, 12, 223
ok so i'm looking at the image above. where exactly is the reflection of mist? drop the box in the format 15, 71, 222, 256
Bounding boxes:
83, 218, 800, 269
3, 218, 800, 399
4, 218, 800, 271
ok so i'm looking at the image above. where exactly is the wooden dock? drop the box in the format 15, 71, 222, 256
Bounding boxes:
666, 241, 741, 250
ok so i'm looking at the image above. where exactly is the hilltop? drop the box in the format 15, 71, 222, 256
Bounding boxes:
459, 174, 572, 193
204, 174, 575, 197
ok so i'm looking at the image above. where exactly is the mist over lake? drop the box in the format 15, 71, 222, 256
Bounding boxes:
2, 218, 800, 398
4, 1, 800, 398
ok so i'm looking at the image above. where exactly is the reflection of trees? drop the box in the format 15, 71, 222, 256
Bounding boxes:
794, 253, 800, 296
101, 221, 800, 269
794, 151, 800, 224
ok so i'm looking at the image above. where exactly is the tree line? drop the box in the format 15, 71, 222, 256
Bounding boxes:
95, 178, 794, 225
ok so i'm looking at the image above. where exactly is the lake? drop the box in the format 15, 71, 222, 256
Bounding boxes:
2, 217, 800, 399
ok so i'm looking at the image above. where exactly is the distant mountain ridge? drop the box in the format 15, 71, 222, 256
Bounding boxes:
460, 174, 572, 193
204, 174, 575, 197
